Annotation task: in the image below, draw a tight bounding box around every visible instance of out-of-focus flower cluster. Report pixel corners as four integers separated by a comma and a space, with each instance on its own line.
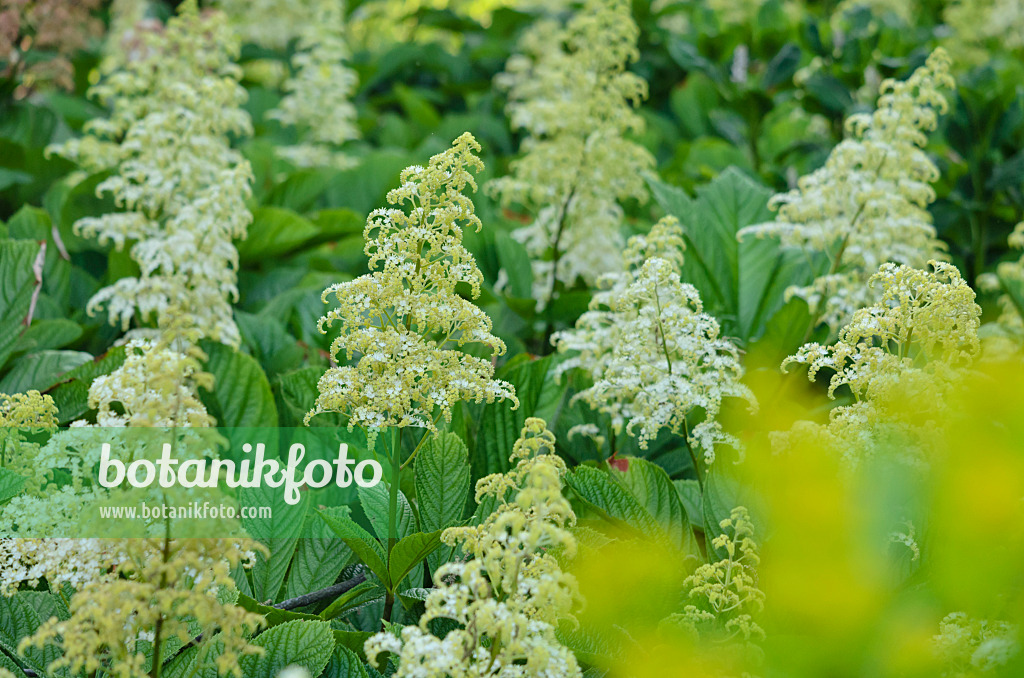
741, 49, 954, 333
489, 0, 654, 308
24, 538, 264, 678
0, 0, 102, 96
945, 0, 1024, 56
308, 133, 517, 439
932, 612, 1020, 676
778, 261, 981, 467
52, 0, 253, 347
267, 0, 360, 168
554, 216, 754, 463
365, 418, 581, 678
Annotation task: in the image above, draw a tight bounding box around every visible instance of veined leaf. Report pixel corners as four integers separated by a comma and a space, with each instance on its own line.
0, 349, 91, 394
238, 206, 319, 262
240, 620, 336, 678
649, 168, 813, 344
319, 509, 389, 585
199, 341, 278, 427
358, 481, 415, 543
0, 239, 42, 373
319, 580, 386, 621
415, 432, 470, 570
387, 530, 443, 591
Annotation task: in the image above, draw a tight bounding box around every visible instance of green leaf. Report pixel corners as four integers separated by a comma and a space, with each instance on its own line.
238, 206, 319, 262
13, 318, 82, 353
46, 346, 125, 424
649, 168, 811, 343
0, 239, 42, 373
0, 594, 61, 676
415, 432, 470, 571
673, 479, 703, 526
274, 367, 324, 427
387, 530, 443, 591
241, 483, 309, 602
323, 645, 370, 678
0, 350, 91, 394
702, 469, 745, 560
318, 509, 389, 585
240, 620, 336, 678
236, 310, 304, 377
309, 208, 364, 240
319, 580, 386, 621
286, 509, 355, 601
199, 341, 278, 427
567, 461, 691, 550
358, 482, 415, 543
618, 458, 691, 550
494, 231, 533, 299
333, 630, 374, 662
266, 169, 336, 212
0, 468, 26, 504
474, 355, 554, 479
761, 43, 801, 90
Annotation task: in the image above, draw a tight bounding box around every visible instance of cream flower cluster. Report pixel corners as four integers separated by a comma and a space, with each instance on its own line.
932, 612, 1020, 676
214, 0, 314, 50
741, 49, 954, 333
667, 506, 765, 644
307, 133, 517, 438
945, 0, 1024, 54
364, 418, 581, 678
267, 0, 360, 168
779, 261, 981, 466
0, 390, 57, 495
0, 391, 122, 592
489, 0, 654, 307
553, 217, 754, 463
54, 0, 253, 347
86, 338, 215, 428
24, 538, 264, 678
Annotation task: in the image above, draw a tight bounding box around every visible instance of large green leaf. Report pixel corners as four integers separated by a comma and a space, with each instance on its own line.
357, 482, 415, 543
702, 469, 746, 560
199, 341, 278, 427
319, 580, 386, 621
415, 432, 470, 570
6, 206, 72, 314
0, 594, 62, 676
0, 349, 91, 394
323, 645, 370, 678
14, 318, 82, 353
649, 168, 811, 343
473, 355, 557, 479
238, 206, 319, 262
0, 468, 26, 504
0, 239, 42, 373
387, 530, 443, 591
285, 508, 355, 601
567, 461, 691, 550
241, 482, 309, 603
240, 620, 336, 678
319, 509, 389, 585
46, 346, 126, 424
236, 310, 304, 378
236, 594, 322, 628
618, 458, 691, 550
